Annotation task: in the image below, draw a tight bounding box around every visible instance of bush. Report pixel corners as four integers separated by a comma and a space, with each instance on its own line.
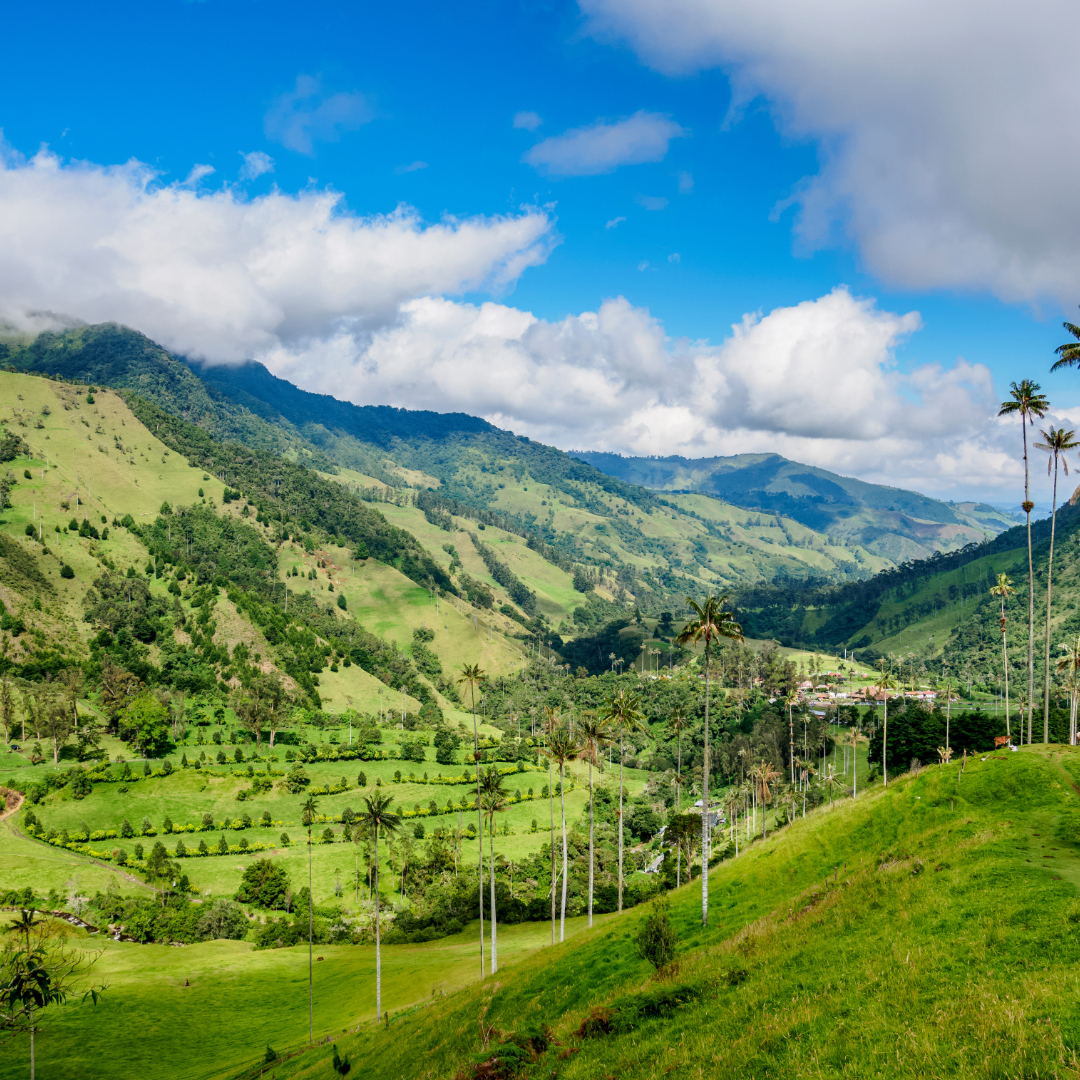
60, 564, 75, 579
280, 832, 291, 846
636, 896, 677, 971
197, 899, 249, 940
236, 859, 291, 909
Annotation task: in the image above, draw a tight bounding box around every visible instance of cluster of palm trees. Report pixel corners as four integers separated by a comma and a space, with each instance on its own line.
995, 342, 1080, 744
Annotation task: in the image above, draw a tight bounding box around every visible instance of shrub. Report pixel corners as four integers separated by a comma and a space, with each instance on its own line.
120, 818, 134, 838
201, 812, 214, 830
163, 816, 174, 834
198, 840, 209, 855
357, 771, 366, 787
197, 899, 249, 940
636, 896, 677, 972
337, 593, 347, 611
280, 832, 290, 846
24, 523, 34, 537
176, 839, 187, 857
60, 564, 75, 579
217, 834, 229, 854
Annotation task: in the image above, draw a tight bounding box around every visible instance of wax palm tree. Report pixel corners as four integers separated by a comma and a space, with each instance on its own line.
1057, 636, 1080, 745
479, 766, 509, 972
358, 792, 401, 1020
998, 380, 1049, 745
541, 705, 560, 944
990, 573, 1016, 740
457, 662, 487, 977
846, 727, 867, 799
751, 760, 781, 839
300, 794, 319, 1045
575, 709, 611, 927
542, 724, 580, 942
1050, 310, 1080, 373
874, 660, 896, 786
666, 706, 689, 815
1034, 425, 1079, 742
675, 595, 742, 928
599, 688, 647, 914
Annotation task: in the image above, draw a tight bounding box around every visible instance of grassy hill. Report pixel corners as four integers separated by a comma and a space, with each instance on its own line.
575, 449, 1017, 562
3, 324, 950, 615
5, 742, 1077, 1079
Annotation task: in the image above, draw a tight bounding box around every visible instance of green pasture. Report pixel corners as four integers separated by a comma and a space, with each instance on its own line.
6, 744, 1079, 1080
0, 914, 609, 1080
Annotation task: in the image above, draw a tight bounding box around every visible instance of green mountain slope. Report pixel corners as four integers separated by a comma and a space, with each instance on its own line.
575, 449, 1017, 561
2, 324, 903, 613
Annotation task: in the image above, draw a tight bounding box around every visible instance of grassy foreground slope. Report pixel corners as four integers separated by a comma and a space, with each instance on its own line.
262, 745, 1080, 1080
6, 745, 1077, 1080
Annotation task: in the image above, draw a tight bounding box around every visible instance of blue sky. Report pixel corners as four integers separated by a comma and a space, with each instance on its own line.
2, 0, 1079, 501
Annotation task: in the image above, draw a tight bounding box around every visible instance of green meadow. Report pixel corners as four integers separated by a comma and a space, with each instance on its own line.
5, 744, 1078, 1080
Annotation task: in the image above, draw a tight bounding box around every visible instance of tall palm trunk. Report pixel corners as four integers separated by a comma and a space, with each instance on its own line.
374, 827, 381, 1019
701, 640, 711, 928
617, 734, 624, 913
307, 824, 313, 1045
548, 759, 555, 944
587, 756, 594, 928
1023, 421, 1035, 745
559, 761, 568, 942
470, 686, 484, 977
1043, 454, 1062, 742
488, 815, 498, 973
882, 696, 889, 787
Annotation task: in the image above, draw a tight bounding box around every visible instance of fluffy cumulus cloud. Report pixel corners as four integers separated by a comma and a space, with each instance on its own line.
0, 145, 555, 363
264, 75, 374, 155
258, 285, 1031, 498
580, 0, 1080, 305
524, 111, 686, 176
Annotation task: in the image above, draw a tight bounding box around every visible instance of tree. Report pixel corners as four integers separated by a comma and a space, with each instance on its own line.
457, 663, 487, 978
575, 710, 611, 927
38, 694, 72, 765
0, 679, 14, 744
1, 909, 105, 1080
751, 760, 781, 839
998, 380, 1049, 745
1057, 636, 1080, 747
1034, 425, 1078, 742
119, 692, 170, 756
301, 795, 319, 1044
1050, 309, 1080, 373
600, 688, 647, 915
541, 706, 560, 944
357, 792, 401, 1020
542, 725, 579, 942
846, 726, 867, 799
666, 812, 698, 888
232, 674, 288, 752
144, 841, 178, 908
479, 767, 510, 972
666, 706, 689, 816
236, 859, 290, 909
676, 595, 743, 927
98, 656, 141, 733
58, 669, 84, 734
990, 574, 1016, 741
635, 896, 677, 972
874, 660, 897, 785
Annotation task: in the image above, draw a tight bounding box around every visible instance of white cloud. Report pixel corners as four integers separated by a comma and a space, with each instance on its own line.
677, 170, 693, 194
0, 145, 556, 363
239, 151, 274, 180
513, 111, 543, 131
580, 0, 1080, 306
258, 286, 1034, 499
637, 260, 650, 271
182, 164, 215, 186
523, 111, 686, 177
668, 252, 680, 263
264, 74, 374, 155
605, 216, 626, 229
636, 194, 668, 211
395, 161, 428, 174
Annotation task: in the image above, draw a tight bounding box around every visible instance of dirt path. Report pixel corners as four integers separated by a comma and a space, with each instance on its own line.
0, 785, 24, 823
